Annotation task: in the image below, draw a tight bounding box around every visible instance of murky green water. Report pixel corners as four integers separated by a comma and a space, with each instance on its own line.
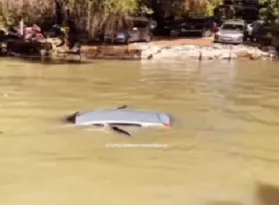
0, 57, 279, 205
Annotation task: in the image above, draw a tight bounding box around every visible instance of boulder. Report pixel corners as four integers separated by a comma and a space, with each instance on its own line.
138, 42, 278, 61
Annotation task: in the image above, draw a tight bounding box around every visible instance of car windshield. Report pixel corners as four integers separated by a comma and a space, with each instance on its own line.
257, 26, 272, 34
222, 23, 244, 31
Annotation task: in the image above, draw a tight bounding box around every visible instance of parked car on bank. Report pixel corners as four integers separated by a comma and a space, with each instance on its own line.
169, 16, 216, 37
103, 16, 156, 44
214, 19, 248, 44
159, 19, 180, 36
247, 20, 264, 39
250, 23, 274, 45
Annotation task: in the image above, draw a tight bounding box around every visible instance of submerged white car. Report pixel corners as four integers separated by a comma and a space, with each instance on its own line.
65, 105, 173, 136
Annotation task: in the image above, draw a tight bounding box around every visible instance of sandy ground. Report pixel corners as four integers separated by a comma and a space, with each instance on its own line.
80, 37, 214, 58
147, 36, 214, 47
81, 37, 214, 51
127, 36, 214, 50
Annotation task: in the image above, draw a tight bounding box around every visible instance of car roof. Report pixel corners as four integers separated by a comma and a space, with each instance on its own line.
126, 16, 149, 22
223, 19, 245, 25
75, 109, 172, 125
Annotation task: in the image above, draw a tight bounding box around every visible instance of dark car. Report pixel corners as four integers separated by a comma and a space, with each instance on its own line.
247, 20, 264, 39
104, 16, 156, 44
155, 18, 182, 36
251, 23, 274, 45
157, 20, 174, 36
169, 17, 217, 37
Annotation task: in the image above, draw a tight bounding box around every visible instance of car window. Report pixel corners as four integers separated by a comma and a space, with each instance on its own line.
187, 19, 205, 24
133, 20, 149, 28
109, 123, 142, 127
253, 21, 262, 26
92, 123, 105, 127
257, 26, 272, 34
222, 23, 244, 31
252, 24, 263, 32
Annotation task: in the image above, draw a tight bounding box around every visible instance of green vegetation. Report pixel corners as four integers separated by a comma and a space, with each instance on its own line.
259, 0, 279, 45
0, 0, 55, 26
0, 0, 278, 42
0, 0, 222, 34
259, 0, 279, 22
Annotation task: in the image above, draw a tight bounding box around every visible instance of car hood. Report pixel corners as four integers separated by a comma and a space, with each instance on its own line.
218, 29, 243, 35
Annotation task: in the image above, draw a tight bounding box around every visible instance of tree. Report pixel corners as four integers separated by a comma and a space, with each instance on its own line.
0, 0, 143, 37
151, 0, 221, 19
61, 0, 141, 37
259, 0, 279, 22
0, 0, 55, 26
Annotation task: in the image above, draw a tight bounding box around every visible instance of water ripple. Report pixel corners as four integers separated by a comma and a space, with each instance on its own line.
0, 59, 279, 205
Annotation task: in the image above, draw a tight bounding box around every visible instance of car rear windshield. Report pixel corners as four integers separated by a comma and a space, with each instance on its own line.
222, 24, 244, 31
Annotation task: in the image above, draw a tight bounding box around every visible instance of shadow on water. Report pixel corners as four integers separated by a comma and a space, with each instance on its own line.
255, 182, 279, 205
202, 182, 279, 205
1, 55, 139, 65
0, 56, 90, 65
21, 56, 90, 65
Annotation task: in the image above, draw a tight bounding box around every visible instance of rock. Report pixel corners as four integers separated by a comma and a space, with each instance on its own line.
220, 52, 237, 60
213, 44, 224, 49
250, 50, 262, 60
236, 50, 250, 58
147, 54, 153, 60
139, 42, 277, 61
267, 46, 278, 58
260, 51, 270, 57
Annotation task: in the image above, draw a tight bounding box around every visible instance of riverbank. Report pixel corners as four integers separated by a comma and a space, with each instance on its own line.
81, 37, 278, 61
2, 36, 277, 62
80, 37, 213, 60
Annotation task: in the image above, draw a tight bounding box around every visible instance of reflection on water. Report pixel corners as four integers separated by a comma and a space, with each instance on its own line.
0, 58, 279, 205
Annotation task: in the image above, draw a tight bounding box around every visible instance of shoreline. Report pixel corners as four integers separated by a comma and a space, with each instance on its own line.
2, 37, 278, 62
81, 37, 278, 61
